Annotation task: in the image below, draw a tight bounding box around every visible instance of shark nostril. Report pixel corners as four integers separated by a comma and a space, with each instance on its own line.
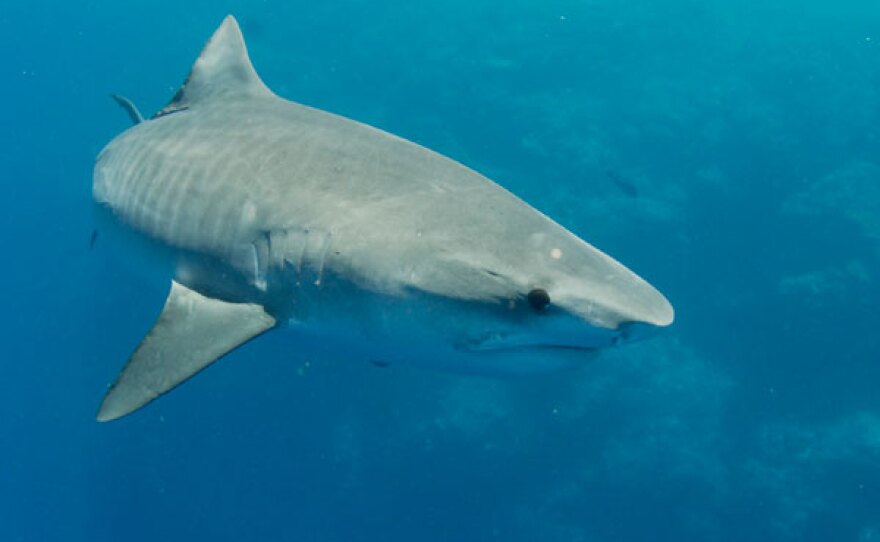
527, 288, 551, 312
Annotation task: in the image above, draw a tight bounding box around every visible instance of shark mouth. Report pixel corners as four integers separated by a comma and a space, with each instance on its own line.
459, 332, 601, 353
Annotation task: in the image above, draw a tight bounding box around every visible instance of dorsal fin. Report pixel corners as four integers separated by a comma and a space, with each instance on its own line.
154, 15, 271, 118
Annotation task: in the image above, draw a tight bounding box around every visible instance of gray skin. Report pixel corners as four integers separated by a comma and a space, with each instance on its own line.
93, 16, 673, 421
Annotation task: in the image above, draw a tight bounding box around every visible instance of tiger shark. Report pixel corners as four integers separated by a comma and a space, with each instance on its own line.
93, 15, 673, 422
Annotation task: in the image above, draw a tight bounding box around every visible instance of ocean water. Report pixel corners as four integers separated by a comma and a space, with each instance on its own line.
2, 0, 879, 540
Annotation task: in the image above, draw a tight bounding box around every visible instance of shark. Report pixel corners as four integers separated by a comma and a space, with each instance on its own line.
93, 15, 674, 422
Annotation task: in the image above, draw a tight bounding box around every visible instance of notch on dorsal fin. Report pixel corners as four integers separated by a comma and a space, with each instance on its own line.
154, 15, 272, 118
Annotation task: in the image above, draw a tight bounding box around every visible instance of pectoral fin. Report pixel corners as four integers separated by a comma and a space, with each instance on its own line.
97, 280, 276, 422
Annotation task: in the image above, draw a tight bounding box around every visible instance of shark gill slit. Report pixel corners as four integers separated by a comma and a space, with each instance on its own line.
314, 230, 333, 287
286, 228, 308, 287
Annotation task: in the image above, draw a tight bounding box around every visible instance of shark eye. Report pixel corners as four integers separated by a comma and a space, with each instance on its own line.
527, 288, 551, 312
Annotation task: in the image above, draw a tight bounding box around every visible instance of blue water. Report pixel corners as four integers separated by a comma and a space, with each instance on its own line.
3, 1, 879, 540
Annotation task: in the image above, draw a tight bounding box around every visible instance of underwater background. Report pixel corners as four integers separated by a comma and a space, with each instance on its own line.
2, 0, 879, 540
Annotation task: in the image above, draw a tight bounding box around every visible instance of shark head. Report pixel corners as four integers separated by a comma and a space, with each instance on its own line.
445, 237, 674, 357
371, 213, 672, 372
303, 177, 674, 373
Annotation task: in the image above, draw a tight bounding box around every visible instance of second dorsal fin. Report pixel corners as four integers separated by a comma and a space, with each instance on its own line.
155, 15, 272, 118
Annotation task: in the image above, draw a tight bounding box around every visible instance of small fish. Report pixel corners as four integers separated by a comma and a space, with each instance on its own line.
605, 169, 639, 198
